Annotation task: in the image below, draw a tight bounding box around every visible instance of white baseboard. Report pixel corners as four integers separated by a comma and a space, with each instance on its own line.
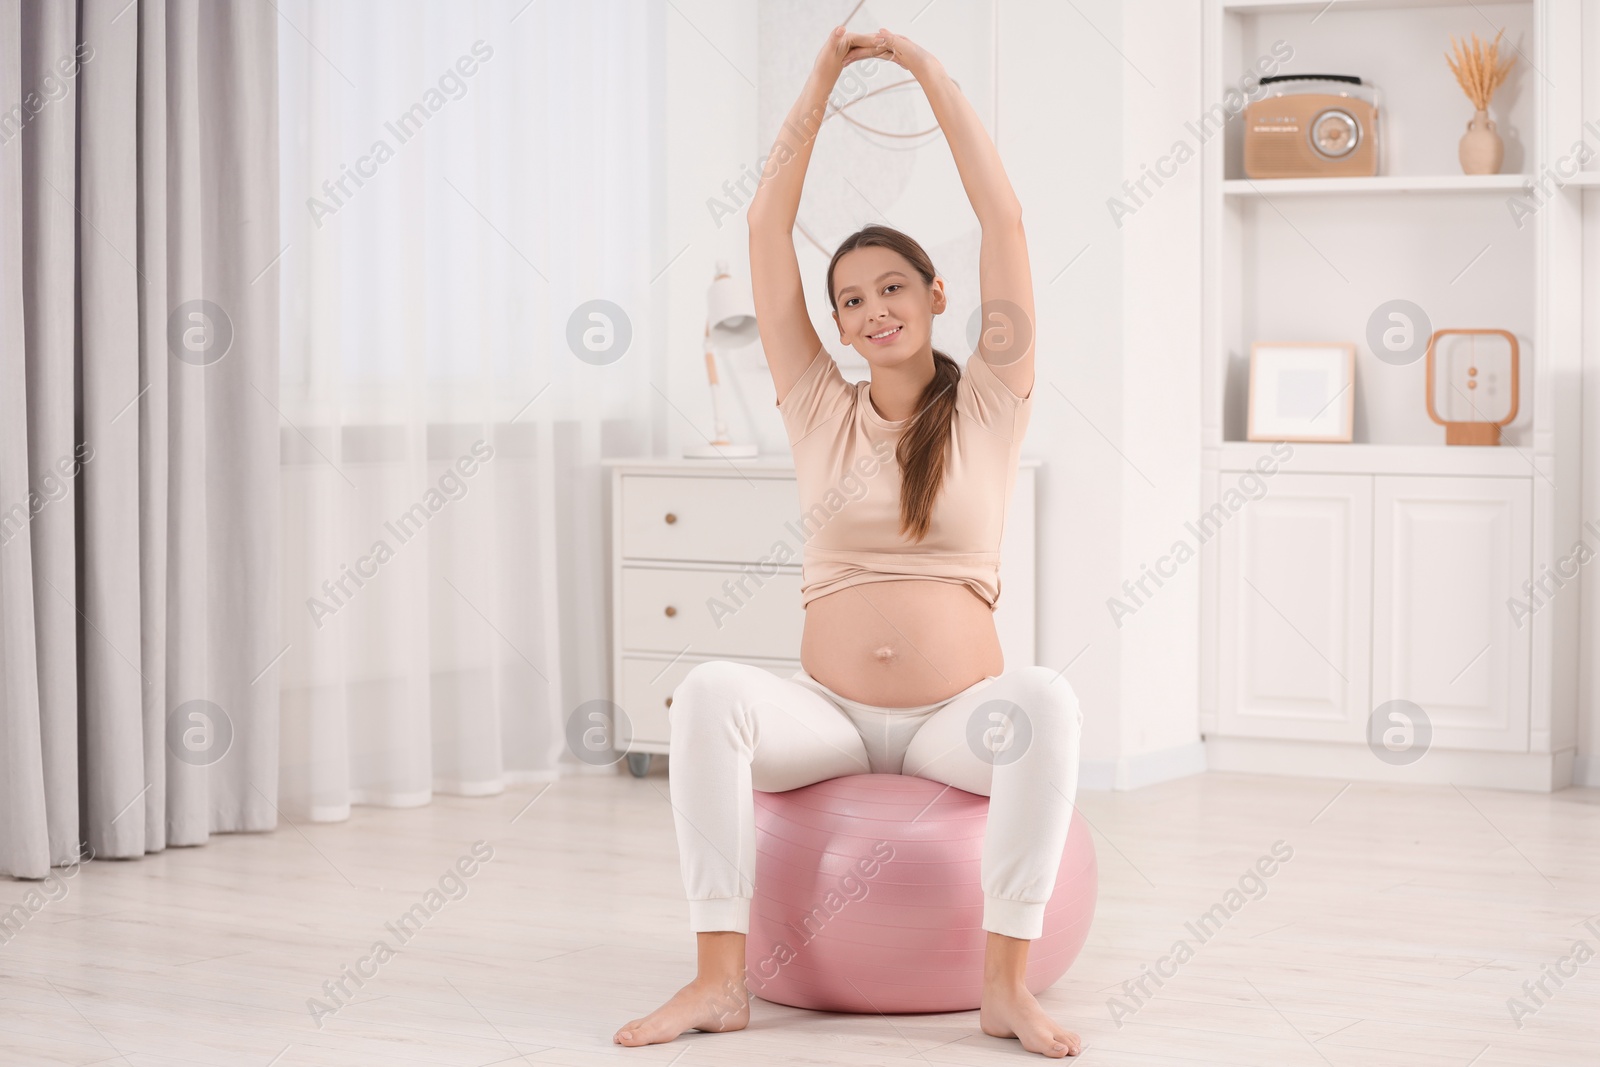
1079, 740, 1208, 792
1573, 755, 1600, 788
1205, 737, 1576, 793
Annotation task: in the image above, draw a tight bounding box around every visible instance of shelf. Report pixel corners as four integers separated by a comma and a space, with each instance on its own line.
1222, 0, 1530, 12
1215, 441, 1538, 478
1223, 175, 1530, 196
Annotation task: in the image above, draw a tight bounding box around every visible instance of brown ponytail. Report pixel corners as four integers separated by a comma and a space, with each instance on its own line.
826, 224, 958, 543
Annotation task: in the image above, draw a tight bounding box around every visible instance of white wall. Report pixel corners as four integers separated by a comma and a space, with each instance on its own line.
1575, 1, 1600, 789
1580, 160, 1600, 788
1113, 0, 1209, 784
996, 0, 1204, 788
998, 0, 1209, 788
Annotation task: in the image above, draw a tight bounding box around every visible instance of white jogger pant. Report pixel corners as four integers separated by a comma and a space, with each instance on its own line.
664, 660, 1084, 942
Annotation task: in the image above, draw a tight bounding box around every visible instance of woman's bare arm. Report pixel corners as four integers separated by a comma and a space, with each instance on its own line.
879, 29, 1035, 398
748, 27, 882, 404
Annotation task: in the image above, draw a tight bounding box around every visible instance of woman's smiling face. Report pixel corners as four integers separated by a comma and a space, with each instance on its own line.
831, 245, 945, 368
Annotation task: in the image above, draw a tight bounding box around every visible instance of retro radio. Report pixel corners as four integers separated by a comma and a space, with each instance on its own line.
1244, 74, 1380, 178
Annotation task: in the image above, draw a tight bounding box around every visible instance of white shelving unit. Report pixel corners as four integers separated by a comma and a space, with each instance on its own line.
1198, 0, 1586, 790
1222, 174, 1532, 194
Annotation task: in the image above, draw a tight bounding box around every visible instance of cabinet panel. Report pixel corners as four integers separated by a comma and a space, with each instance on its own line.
1218, 474, 1372, 741
620, 566, 805, 659
1372, 476, 1531, 752
621, 475, 799, 564
617, 655, 798, 748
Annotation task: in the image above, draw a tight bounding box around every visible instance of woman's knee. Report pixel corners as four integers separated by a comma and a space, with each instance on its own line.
668, 659, 760, 731
996, 665, 1083, 747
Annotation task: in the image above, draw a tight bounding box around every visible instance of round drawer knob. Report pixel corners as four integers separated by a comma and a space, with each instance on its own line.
664, 605, 677, 617
664, 512, 677, 524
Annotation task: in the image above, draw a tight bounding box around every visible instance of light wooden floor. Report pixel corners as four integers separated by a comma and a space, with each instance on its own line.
3, 767, 1598, 1066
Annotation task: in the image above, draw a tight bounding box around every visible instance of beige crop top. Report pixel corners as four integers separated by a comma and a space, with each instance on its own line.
775, 347, 1032, 611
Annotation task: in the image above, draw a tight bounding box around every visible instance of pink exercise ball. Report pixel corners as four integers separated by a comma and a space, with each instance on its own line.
744, 773, 1097, 1014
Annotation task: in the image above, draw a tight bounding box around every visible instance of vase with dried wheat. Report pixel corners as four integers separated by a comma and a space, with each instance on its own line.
1446, 28, 1516, 175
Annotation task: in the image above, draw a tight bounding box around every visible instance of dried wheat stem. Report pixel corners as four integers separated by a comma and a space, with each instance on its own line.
1445, 27, 1515, 110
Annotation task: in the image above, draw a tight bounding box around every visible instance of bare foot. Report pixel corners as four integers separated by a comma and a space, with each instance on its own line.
979, 981, 1082, 1057
613, 975, 751, 1047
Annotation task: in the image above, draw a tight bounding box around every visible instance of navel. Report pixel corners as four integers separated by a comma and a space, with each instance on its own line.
872, 645, 898, 664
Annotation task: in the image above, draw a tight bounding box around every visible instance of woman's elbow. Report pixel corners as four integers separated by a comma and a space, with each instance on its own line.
747, 203, 789, 234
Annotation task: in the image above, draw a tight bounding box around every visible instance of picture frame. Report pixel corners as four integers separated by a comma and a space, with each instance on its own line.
1246, 342, 1355, 443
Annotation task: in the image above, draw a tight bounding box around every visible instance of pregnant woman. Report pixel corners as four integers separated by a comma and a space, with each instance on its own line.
614, 26, 1084, 1059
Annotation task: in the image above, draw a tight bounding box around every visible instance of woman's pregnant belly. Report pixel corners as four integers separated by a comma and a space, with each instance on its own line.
800, 579, 1004, 707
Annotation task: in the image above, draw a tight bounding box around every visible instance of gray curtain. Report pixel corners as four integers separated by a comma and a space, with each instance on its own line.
0, 0, 279, 880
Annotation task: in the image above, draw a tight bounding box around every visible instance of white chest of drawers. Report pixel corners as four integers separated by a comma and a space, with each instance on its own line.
602, 455, 1039, 776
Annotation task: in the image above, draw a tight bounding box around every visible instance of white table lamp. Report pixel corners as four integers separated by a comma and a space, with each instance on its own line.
684, 259, 760, 459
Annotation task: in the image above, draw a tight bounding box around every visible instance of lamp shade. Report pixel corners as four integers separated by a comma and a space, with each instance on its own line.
707, 259, 758, 348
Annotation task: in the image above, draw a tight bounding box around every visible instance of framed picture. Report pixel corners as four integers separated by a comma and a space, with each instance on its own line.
1247, 342, 1355, 443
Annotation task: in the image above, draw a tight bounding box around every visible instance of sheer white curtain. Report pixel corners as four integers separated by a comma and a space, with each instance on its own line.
274, 0, 660, 820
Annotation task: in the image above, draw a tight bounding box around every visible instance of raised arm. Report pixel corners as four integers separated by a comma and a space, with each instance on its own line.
748, 27, 881, 404
878, 29, 1035, 399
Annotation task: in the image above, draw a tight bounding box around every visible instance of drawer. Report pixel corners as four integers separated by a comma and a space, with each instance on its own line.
621, 474, 798, 563
618, 655, 799, 748
620, 566, 804, 659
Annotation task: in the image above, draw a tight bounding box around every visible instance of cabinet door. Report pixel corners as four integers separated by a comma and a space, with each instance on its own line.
1371, 476, 1531, 752
1218, 473, 1372, 741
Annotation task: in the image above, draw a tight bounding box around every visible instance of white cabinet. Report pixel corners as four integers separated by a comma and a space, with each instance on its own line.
603, 456, 1038, 776
1198, 0, 1585, 790
1371, 476, 1531, 752
1218, 474, 1372, 742
1214, 469, 1533, 757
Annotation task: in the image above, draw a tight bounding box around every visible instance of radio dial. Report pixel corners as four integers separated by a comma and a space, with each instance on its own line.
1309, 108, 1360, 159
